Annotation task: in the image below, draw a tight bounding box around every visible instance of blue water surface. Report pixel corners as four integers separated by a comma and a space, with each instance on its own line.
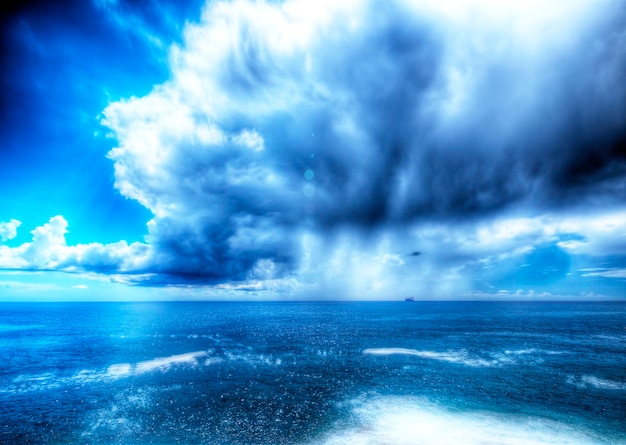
0, 301, 624, 444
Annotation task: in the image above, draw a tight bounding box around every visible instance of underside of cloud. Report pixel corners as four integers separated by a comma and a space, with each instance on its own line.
3, 0, 626, 296
2, 206, 626, 297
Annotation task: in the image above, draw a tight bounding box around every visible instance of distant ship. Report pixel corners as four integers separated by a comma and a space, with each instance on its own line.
404, 297, 415, 302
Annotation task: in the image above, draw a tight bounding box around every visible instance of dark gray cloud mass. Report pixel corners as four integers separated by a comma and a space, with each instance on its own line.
96, 0, 626, 289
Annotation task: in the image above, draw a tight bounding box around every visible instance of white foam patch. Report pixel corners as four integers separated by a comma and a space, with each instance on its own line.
5, 344, 289, 395
2, 350, 218, 394
12, 372, 55, 383
134, 351, 207, 374
4, 345, 293, 394
1, 372, 61, 394
204, 357, 224, 366
81, 387, 154, 441
592, 334, 626, 345
316, 396, 601, 445
363, 348, 495, 367
568, 375, 626, 390
106, 363, 133, 378
504, 348, 537, 355
224, 351, 285, 366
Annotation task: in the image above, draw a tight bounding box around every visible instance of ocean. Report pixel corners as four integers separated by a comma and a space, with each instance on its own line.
0, 301, 624, 444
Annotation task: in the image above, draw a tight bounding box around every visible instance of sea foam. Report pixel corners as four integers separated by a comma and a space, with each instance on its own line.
568, 374, 626, 390
363, 348, 495, 367
134, 351, 208, 374
317, 396, 601, 445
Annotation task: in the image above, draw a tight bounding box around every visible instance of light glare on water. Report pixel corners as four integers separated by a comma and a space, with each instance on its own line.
0, 301, 624, 444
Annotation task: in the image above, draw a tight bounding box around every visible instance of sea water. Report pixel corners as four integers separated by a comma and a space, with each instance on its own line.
0, 301, 624, 444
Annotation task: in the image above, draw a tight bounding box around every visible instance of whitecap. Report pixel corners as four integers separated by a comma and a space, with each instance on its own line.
2, 372, 61, 394
314, 396, 602, 445
204, 357, 223, 366
569, 374, 626, 390
106, 363, 132, 378
2, 350, 218, 394
363, 348, 495, 367
223, 351, 285, 367
81, 387, 153, 440
134, 351, 208, 374
504, 348, 537, 355
12, 372, 55, 383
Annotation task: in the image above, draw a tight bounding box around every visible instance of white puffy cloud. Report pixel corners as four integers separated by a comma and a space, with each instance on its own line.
0, 219, 21, 242
0, 216, 152, 275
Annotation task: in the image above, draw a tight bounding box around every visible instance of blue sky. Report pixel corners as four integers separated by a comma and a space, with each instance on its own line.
1, 0, 625, 301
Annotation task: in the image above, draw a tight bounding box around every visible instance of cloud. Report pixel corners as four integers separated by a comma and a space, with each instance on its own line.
0, 216, 152, 275
2, 0, 625, 299
1, 209, 624, 298
581, 269, 626, 279
93, 0, 202, 55
0, 219, 21, 242
98, 0, 626, 289
555, 210, 626, 256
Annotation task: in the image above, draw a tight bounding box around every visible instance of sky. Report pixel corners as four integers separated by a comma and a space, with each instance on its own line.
0, 0, 625, 301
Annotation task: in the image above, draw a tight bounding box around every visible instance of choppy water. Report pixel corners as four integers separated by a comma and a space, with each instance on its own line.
0, 301, 624, 444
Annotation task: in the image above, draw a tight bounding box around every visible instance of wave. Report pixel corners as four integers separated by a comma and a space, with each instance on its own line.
2, 372, 62, 394
568, 374, 626, 390
363, 346, 572, 368
363, 348, 496, 367
106, 363, 132, 378
2, 351, 215, 394
314, 396, 603, 445
503, 348, 537, 355
2, 347, 288, 394
134, 351, 208, 374
224, 351, 284, 366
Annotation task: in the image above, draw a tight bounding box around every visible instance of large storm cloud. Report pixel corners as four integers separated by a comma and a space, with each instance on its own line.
3, 0, 626, 297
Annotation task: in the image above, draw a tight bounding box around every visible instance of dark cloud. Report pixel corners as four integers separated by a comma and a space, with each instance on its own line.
98, 0, 626, 286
